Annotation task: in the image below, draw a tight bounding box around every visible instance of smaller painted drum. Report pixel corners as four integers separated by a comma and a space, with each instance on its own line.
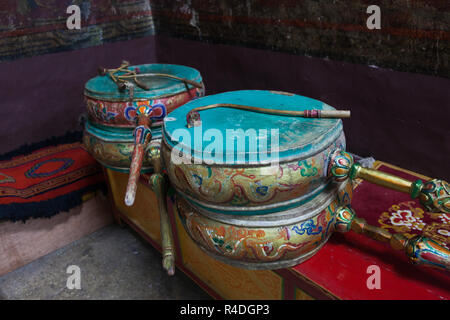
83, 62, 204, 206
83, 120, 161, 173
84, 63, 204, 128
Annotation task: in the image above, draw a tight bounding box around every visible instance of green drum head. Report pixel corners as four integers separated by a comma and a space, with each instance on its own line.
163, 90, 344, 165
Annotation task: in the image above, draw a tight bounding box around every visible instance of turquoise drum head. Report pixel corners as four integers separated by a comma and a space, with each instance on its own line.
84, 64, 203, 101
163, 90, 344, 165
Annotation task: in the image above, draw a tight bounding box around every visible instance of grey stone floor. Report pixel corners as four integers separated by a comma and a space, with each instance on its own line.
0, 225, 211, 300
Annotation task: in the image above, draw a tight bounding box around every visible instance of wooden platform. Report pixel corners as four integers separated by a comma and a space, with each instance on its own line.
106, 169, 319, 300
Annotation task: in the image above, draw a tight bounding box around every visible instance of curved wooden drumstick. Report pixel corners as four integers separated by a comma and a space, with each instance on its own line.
124, 109, 152, 206
120, 73, 203, 89
328, 150, 450, 214
148, 156, 175, 276
185, 103, 350, 127
334, 206, 450, 271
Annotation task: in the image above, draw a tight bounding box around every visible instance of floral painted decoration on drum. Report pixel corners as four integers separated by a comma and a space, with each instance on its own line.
175, 180, 353, 268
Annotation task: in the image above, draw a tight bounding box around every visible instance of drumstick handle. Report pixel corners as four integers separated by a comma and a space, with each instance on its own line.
124, 116, 152, 206
149, 159, 176, 276
334, 206, 450, 271
328, 150, 450, 214
349, 164, 413, 193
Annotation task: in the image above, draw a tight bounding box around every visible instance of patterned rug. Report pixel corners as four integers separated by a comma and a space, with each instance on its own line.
352, 161, 449, 250
0, 142, 105, 222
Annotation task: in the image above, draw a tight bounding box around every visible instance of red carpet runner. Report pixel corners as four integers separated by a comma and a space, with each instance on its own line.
289, 161, 449, 300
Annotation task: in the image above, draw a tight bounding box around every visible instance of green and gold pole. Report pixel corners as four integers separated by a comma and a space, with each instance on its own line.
334, 206, 450, 270
328, 150, 450, 214
149, 154, 176, 276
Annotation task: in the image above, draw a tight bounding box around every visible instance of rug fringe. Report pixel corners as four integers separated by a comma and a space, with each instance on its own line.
0, 183, 106, 223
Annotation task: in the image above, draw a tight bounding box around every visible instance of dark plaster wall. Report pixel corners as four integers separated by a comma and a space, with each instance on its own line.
155, 36, 450, 180
0, 0, 154, 61
152, 0, 450, 79
0, 36, 157, 154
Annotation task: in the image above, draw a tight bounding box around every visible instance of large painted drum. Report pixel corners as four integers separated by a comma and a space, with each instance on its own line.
83, 62, 204, 206
161, 90, 349, 268
162, 90, 346, 214
161, 90, 450, 271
